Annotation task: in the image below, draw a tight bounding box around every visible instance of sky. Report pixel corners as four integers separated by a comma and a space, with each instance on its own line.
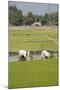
8, 1, 58, 16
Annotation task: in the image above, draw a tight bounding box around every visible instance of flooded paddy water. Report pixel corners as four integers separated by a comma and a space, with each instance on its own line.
8, 55, 42, 62
8, 51, 58, 62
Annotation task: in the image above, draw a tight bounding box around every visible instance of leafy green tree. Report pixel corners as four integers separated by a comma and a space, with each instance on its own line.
27, 12, 34, 25
48, 12, 58, 25
9, 5, 23, 25
34, 15, 40, 22
41, 17, 47, 25
40, 12, 58, 26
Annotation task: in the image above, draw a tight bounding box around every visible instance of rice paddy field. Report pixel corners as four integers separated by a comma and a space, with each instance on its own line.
8, 26, 58, 89
8, 58, 58, 89
8, 26, 58, 52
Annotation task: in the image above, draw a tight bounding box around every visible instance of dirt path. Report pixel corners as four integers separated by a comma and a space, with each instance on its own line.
43, 34, 57, 44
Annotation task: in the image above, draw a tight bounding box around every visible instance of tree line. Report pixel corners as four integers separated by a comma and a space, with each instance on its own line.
9, 5, 58, 26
